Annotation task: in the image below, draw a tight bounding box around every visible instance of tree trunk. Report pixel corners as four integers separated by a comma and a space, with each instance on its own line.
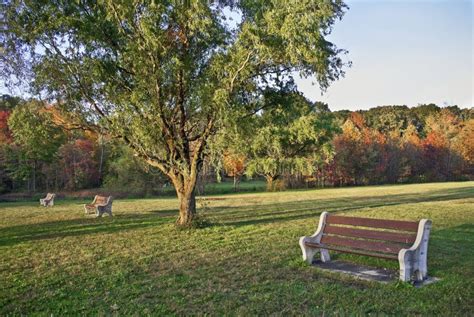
177, 188, 196, 226
171, 174, 198, 227
265, 175, 278, 191
72, 145, 77, 190
177, 189, 196, 226
233, 175, 241, 192
32, 160, 36, 193
98, 137, 105, 185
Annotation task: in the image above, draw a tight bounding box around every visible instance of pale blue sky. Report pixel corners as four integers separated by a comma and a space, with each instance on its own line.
296, 0, 473, 110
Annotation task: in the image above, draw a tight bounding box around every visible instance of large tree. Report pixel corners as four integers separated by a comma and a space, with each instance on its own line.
245, 91, 338, 190
2, 0, 348, 226
7, 100, 66, 191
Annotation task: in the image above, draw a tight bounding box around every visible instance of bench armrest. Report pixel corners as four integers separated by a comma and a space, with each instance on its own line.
398, 219, 432, 281
299, 211, 331, 264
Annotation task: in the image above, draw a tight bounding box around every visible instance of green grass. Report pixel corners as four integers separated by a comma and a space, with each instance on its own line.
160, 179, 267, 196
200, 179, 267, 195
1, 182, 473, 315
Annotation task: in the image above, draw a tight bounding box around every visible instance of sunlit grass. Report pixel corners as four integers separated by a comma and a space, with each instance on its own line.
1, 182, 473, 315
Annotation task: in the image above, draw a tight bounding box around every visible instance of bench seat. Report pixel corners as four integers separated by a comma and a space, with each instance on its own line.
299, 212, 432, 282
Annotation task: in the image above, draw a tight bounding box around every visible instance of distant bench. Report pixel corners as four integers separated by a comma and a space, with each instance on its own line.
84, 195, 113, 217
40, 193, 55, 207
299, 212, 432, 282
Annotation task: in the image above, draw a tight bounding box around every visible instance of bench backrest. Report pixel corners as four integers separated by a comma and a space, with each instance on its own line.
320, 214, 419, 257
46, 193, 55, 199
95, 195, 111, 205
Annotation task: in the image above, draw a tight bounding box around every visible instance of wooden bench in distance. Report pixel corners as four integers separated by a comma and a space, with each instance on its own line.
40, 193, 55, 207
84, 195, 113, 217
299, 212, 432, 282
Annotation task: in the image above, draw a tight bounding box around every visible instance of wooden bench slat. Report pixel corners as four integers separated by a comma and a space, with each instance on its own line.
304, 241, 399, 260
320, 235, 403, 254
305, 242, 399, 260
326, 215, 419, 232
324, 225, 417, 244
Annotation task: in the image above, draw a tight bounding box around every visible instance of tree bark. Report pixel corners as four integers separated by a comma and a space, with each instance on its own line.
177, 188, 196, 226
233, 175, 241, 192
32, 160, 36, 193
265, 175, 278, 191
98, 136, 105, 185
171, 174, 198, 227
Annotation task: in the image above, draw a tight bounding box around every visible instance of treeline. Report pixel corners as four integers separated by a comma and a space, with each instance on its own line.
0, 94, 472, 195
325, 106, 473, 186
217, 94, 473, 191
0, 95, 166, 195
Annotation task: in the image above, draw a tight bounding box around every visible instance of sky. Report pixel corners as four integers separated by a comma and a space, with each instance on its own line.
295, 0, 473, 111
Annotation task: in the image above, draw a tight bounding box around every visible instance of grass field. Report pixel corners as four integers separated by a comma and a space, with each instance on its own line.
1, 182, 473, 315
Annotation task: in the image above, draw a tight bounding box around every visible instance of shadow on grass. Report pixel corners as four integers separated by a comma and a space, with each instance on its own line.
0, 186, 472, 247
0, 212, 177, 247
216, 186, 474, 227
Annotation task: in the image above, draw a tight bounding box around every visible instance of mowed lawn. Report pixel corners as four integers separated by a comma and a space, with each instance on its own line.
1, 182, 473, 315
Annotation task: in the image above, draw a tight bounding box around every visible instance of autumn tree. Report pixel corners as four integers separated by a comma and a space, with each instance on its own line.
399, 123, 423, 181
0, 111, 13, 192
0, 110, 12, 144
330, 113, 365, 185
3, 1, 348, 225
0, 95, 21, 144
0, 95, 22, 192
423, 109, 462, 180
57, 139, 100, 190
453, 119, 474, 176
330, 112, 391, 185
223, 152, 246, 191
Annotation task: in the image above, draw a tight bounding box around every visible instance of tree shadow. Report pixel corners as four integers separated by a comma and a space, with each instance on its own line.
214, 186, 474, 227
0, 211, 177, 247
0, 186, 472, 247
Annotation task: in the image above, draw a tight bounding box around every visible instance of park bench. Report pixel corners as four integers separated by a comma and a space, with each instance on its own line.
299, 212, 432, 282
39, 193, 55, 207
84, 195, 113, 217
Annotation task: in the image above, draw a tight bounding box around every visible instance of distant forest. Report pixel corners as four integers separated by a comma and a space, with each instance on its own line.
0, 94, 472, 196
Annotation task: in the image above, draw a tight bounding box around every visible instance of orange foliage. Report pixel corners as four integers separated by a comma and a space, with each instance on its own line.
42, 105, 98, 140
349, 112, 366, 130
454, 119, 474, 164
223, 152, 246, 177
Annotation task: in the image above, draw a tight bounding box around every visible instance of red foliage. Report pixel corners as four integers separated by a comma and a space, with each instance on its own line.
0, 111, 12, 144
321, 109, 473, 186
57, 139, 100, 190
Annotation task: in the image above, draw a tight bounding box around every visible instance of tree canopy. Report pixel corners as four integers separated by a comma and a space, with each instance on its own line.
245, 91, 338, 190
2, 0, 349, 225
